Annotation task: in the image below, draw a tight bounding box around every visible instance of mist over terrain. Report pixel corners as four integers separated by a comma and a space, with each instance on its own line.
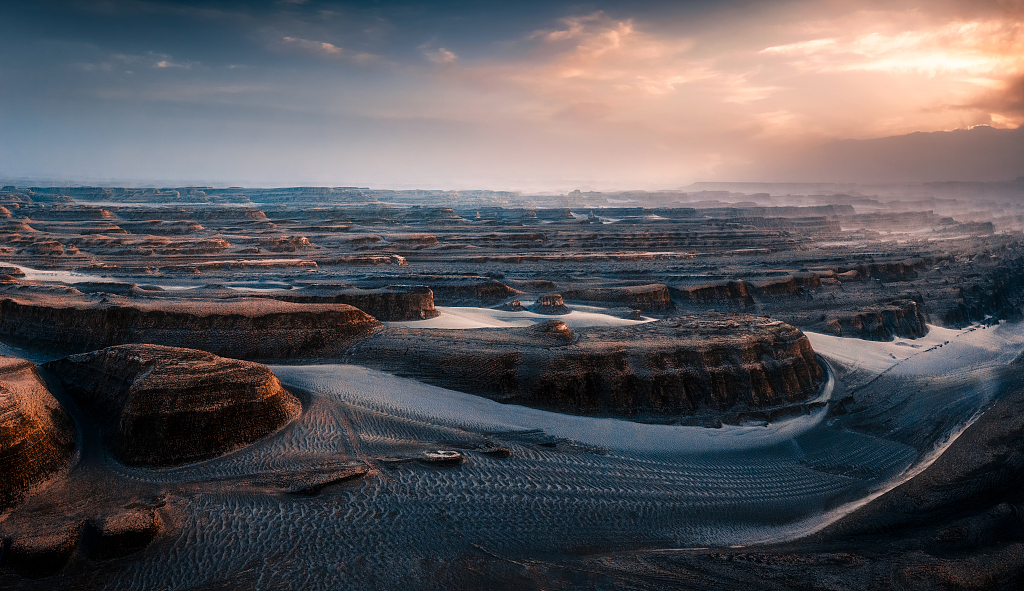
3, 1, 1024, 591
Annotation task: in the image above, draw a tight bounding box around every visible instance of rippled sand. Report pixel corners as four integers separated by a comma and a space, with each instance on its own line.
99, 321, 1024, 590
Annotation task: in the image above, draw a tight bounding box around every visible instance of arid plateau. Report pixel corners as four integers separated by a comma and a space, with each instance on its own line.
1, 183, 1024, 590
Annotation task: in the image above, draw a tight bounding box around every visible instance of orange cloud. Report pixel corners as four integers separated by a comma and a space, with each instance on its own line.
349, 3, 1024, 186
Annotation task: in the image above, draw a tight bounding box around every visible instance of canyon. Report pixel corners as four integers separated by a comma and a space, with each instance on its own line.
0, 182, 1022, 590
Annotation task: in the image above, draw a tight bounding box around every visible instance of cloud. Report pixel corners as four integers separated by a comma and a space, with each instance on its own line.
762, 19, 1024, 77
425, 47, 457, 65
457, 12, 709, 100
153, 57, 193, 69
277, 36, 380, 63
80, 51, 198, 72
753, 9, 1024, 131
530, 12, 607, 43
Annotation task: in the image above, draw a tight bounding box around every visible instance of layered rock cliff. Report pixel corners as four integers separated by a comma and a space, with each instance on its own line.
561, 284, 674, 312
385, 275, 522, 305
259, 284, 439, 321
672, 281, 755, 306
824, 299, 929, 341
750, 273, 821, 296
345, 315, 825, 419
0, 357, 76, 513
45, 344, 301, 467
0, 288, 381, 359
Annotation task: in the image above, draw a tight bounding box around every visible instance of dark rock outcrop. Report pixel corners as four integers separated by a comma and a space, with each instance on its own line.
561, 284, 673, 312
0, 357, 76, 514
45, 344, 301, 467
836, 258, 932, 282
672, 281, 754, 306
496, 299, 527, 312
413, 276, 523, 305
0, 290, 381, 359
3, 522, 82, 578
560, 363, 1024, 591
940, 257, 1024, 326
84, 509, 162, 560
530, 294, 570, 315
824, 299, 928, 340
346, 315, 825, 419
261, 284, 439, 321
750, 273, 821, 296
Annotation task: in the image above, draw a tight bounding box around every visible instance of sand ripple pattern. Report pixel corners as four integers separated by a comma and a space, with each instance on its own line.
110, 323, 1024, 590
112, 363, 933, 591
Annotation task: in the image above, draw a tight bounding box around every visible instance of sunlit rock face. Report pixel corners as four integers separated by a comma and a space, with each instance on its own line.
0, 357, 76, 513
346, 314, 825, 419
0, 288, 382, 359
44, 345, 301, 467
824, 300, 929, 341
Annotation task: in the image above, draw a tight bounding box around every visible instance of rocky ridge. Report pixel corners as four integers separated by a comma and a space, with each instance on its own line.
0, 357, 76, 513
345, 315, 825, 419
44, 344, 301, 466
0, 287, 382, 359
824, 299, 929, 341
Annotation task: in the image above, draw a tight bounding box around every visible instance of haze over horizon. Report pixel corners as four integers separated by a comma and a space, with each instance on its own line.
2, 0, 1023, 190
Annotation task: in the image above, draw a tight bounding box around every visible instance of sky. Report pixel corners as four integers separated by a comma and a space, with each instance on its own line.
1, 0, 1022, 190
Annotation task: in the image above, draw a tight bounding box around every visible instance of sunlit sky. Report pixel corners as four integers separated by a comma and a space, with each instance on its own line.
1, 0, 1022, 189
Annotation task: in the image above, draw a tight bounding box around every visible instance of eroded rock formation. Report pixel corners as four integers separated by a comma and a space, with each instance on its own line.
0, 288, 381, 359
561, 284, 673, 312
409, 276, 523, 305
45, 344, 301, 466
530, 294, 570, 315
824, 299, 929, 341
346, 315, 825, 419
0, 357, 76, 513
750, 273, 821, 296
84, 509, 163, 560
673, 281, 755, 306
261, 284, 439, 321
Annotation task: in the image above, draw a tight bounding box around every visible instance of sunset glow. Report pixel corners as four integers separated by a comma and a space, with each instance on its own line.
0, 0, 1021, 187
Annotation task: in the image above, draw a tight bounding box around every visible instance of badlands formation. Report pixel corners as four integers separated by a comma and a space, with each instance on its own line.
0, 182, 1023, 589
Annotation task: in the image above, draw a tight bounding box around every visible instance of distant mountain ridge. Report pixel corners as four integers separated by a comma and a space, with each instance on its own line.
742, 125, 1024, 184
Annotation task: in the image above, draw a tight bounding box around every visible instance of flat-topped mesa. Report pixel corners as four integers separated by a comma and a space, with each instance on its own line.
824, 299, 929, 341
409, 276, 523, 305
561, 284, 674, 312
0, 288, 382, 359
44, 345, 301, 467
345, 314, 825, 419
348, 275, 521, 305
0, 357, 76, 513
672, 281, 755, 307
834, 258, 932, 282
258, 284, 439, 321
749, 273, 821, 297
